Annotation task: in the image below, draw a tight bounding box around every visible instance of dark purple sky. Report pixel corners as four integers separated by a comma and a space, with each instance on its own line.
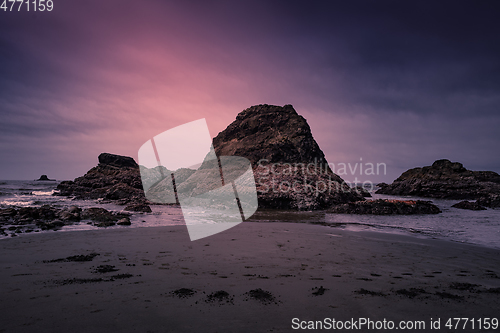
1, 1, 500, 183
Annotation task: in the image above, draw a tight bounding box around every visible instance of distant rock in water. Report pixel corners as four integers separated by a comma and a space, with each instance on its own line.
212, 104, 363, 210
37, 175, 55, 181
451, 201, 486, 211
98, 153, 138, 169
376, 159, 500, 207
329, 199, 441, 215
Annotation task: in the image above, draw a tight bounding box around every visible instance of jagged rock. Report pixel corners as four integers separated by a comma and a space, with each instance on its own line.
81, 208, 117, 222
376, 159, 500, 201
451, 201, 486, 211
58, 210, 80, 222
41, 220, 65, 230
212, 104, 363, 210
55, 153, 145, 202
117, 217, 131, 226
329, 199, 441, 215
477, 194, 500, 208
105, 183, 143, 200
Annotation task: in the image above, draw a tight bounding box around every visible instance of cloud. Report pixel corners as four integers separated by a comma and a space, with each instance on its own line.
1, 1, 500, 180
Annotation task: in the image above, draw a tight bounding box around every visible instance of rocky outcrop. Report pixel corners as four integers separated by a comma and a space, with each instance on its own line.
212, 104, 363, 210
37, 175, 55, 181
55, 153, 147, 205
329, 199, 441, 215
451, 201, 486, 211
376, 159, 500, 205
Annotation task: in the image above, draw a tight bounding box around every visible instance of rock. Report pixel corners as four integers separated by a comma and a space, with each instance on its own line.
105, 183, 143, 200
353, 186, 372, 197
117, 217, 131, 226
211, 104, 363, 210
40, 220, 65, 230
376, 159, 500, 200
329, 199, 441, 215
58, 210, 80, 222
98, 153, 138, 168
55, 153, 145, 202
36, 175, 55, 181
451, 201, 487, 211
68, 205, 82, 214
124, 203, 152, 213
81, 208, 117, 222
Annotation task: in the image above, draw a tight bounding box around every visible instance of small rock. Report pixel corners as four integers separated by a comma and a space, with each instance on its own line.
117, 218, 131, 226
451, 201, 486, 211
124, 203, 152, 213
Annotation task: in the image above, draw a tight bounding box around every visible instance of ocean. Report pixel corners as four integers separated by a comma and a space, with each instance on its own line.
1, 180, 499, 249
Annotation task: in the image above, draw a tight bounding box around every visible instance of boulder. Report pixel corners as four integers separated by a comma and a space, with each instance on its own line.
353, 186, 372, 197
98, 153, 138, 168
477, 193, 500, 208
124, 203, 152, 213
451, 201, 487, 211
81, 208, 117, 222
55, 154, 145, 203
211, 104, 363, 210
37, 175, 55, 181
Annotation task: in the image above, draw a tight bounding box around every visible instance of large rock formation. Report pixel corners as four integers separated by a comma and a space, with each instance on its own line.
212, 104, 363, 209
55, 153, 145, 204
376, 159, 500, 207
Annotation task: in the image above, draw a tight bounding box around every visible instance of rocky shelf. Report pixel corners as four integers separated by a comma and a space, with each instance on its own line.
329, 199, 441, 215
376, 159, 500, 207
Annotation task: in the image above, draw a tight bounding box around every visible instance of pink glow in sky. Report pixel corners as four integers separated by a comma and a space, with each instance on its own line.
1, 1, 500, 181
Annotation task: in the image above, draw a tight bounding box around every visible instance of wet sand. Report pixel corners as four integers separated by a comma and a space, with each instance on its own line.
1, 222, 499, 332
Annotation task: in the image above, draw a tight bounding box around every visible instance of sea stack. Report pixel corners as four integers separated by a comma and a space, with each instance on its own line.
212, 104, 363, 209
55, 153, 146, 204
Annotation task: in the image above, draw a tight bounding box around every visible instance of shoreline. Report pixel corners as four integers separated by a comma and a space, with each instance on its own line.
1, 222, 499, 332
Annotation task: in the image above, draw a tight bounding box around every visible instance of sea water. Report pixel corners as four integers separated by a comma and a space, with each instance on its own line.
1, 180, 499, 250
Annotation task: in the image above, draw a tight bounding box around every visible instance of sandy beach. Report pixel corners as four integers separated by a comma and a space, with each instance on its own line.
1, 222, 499, 333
